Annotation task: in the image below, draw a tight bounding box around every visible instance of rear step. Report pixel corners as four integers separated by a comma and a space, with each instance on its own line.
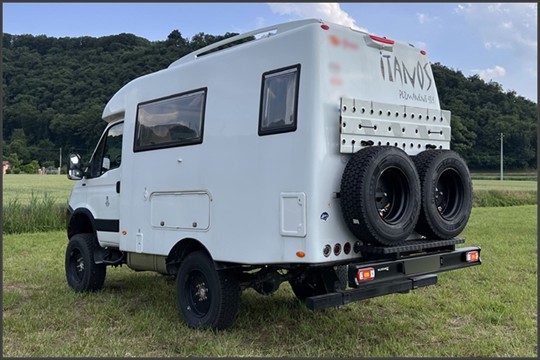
359, 238, 465, 260
305, 243, 481, 310
306, 274, 437, 310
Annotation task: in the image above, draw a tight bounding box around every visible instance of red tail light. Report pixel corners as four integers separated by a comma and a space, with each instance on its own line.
369, 34, 395, 45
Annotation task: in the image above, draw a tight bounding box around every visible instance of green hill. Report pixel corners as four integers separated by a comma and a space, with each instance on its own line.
2, 31, 537, 171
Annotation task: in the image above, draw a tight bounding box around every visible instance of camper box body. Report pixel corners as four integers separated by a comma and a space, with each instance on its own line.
66, 19, 480, 330
68, 19, 450, 267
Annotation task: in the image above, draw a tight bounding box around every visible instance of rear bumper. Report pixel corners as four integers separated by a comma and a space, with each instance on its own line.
305, 245, 481, 310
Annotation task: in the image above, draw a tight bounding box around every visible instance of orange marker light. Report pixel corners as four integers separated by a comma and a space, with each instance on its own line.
355, 267, 375, 284
466, 251, 479, 262
296, 251, 305, 258
122, 230, 127, 235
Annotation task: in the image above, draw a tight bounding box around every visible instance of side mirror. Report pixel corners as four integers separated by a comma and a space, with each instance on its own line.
67, 154, 83, 180
102, 157, 111, 171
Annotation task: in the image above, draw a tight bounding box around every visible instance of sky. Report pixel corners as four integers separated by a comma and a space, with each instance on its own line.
3, 2, 538, 102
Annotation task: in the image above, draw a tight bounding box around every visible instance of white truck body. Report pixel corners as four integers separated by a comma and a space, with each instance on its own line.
66, 19, 479, 330
69, 19, 449, 265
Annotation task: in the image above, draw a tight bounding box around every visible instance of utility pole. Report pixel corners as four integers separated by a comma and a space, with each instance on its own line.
499, 133, 503, 181
59, 147, 62, 175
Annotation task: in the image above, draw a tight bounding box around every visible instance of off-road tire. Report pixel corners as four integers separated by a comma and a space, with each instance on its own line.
65, 233, 106, 292
413, 150, 472, 239
340, 146, 421, 246
176, 251, 240, 330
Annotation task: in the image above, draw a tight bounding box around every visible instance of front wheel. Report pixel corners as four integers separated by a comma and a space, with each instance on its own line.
65, 233, 106, 292
176, 251, 240, 330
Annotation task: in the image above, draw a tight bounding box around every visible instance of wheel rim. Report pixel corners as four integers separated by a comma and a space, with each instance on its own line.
186, 270, 211, 317
375, 167, 409, 224
435, 169, 464, 220
68, 248, 85, 282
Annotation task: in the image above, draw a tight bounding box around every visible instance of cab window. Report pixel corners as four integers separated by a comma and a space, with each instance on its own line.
88, 122, 123, 178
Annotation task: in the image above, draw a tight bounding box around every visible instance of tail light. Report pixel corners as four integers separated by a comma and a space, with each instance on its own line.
355, 267, 375, 284
466, 251, 480, 263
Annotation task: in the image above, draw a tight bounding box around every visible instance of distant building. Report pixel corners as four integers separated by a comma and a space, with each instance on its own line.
3, 161, 11, 175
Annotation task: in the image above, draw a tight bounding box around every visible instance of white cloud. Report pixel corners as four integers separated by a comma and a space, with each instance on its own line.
455, 3, 537, 56
473, 65, 507, 81
416, 13, 439, 25
268, 3, 367, 32
456, 3, 537, 99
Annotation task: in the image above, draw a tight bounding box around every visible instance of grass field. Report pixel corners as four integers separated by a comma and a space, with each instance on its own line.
472, 179, 537, 191
2, 205, 537, 357
2, 174, 72, 205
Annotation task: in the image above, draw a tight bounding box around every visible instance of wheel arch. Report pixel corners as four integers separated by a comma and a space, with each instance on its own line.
165, 237, 211, 275
67, 207, 97, 240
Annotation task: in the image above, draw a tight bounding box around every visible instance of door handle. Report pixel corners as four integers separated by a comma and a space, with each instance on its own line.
116, 181, 121, 194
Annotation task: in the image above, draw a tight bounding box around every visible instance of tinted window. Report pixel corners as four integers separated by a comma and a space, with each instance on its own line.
259, 65, 300, 136
134, 88, 206, 151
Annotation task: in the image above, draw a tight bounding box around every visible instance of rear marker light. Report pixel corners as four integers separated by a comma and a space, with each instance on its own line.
334, 243, 341, 256
355, 267, 375, 284
344, 242, 351, 255
420, 50, 427, 55
466, 251, 479, 262
323, 244, 331, 257
321, 24, 330, 30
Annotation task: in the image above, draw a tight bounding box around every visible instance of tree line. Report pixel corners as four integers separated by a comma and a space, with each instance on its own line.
2, 31, 537, 172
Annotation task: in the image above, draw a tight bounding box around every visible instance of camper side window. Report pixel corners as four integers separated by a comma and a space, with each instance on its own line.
258, 64, 300, 136
134, 88, 207, 152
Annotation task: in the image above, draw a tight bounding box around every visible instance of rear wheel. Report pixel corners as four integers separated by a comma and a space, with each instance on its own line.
176, 251, 240, 330
413, 150, 472, 239
340, 146, 421, 246
65, 233, 106, 292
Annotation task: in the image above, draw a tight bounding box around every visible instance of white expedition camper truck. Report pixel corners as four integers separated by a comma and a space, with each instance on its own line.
66, 19, 481, 330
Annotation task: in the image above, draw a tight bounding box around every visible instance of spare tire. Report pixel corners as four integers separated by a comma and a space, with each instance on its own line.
340, 146, 421, 246
413, 150, 472, 239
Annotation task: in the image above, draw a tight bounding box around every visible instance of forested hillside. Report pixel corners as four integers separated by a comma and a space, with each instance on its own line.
2, 31, 537, 172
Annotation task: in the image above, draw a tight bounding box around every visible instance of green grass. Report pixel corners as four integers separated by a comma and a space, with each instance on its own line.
471, 171, 537, 182
3, 205, 537, 357
472, 180, 537, 207
3, 174, 73, 205
3, 193, 67, 234
472, 179, 537, 192
2, 175, 72, 234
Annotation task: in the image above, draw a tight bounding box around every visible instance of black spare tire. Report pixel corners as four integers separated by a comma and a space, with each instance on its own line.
340, 146, 421, 246
413, 150, 472, 239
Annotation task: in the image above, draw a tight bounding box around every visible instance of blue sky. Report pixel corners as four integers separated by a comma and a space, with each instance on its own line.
3, 2, 537, 102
